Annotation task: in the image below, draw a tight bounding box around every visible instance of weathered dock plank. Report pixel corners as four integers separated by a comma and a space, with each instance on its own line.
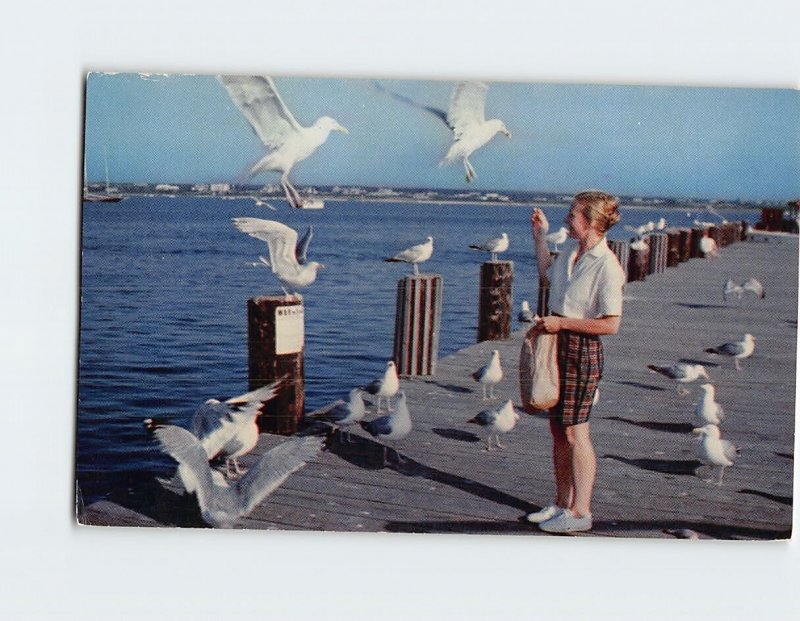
83, 236, 797, 539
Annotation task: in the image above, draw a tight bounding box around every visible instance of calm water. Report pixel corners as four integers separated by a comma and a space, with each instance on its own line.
77, 196, 759, 502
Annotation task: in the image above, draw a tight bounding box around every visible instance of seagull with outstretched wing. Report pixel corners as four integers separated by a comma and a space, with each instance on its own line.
233, 217, 325, 296
375, 80, 510, 182
219, 75, 348, 208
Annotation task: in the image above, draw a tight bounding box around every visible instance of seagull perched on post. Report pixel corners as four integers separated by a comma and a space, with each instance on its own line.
218, 75, 348, 209
695, 383, 725, 426
152, 425, 323, 528
468, 399, 519, 451
647, 362, 710, 395
374, 80, 510, 183
693, 424, 740, 486
363, 361, 400, 414
472, 350, 503, 399
704, 334, 755, 371
545, 227, 568, 253
469, 232, 509, 262
233, 217, 325, 297
384, 236, 433, 275
143, 381, 282, 479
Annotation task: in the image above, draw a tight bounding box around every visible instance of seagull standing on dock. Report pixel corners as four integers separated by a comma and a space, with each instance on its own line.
218, 75, 348, 209
384, 236, 433, 276
469, 232, 509, 261
364, 361, 400, 414
704, 334, 755, 371
545, 227, 568, 253
153, 425, 323, 528
695, 383, 725, 426
188, 381, 282, 478
310, 388, 366, 442
360, 390, 412, 465
693, 424, 740, 486
472, 349, 503, 399
233, 217, 325, 296
467, 399, 519, 451
647, 362, 710, 395
518, 300, 535, 323
374, 80, 510, 183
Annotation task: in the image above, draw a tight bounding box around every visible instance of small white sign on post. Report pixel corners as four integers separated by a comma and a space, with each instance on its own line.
275, 305, 304, 355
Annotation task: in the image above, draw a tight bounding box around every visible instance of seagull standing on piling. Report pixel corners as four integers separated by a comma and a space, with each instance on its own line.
374, 80, 510, 183
360, 390, 413, 465
469, 232, 509, 262
153, 425, 323, 528
647, 362, 710, 395
364, 361, 400, 414
695, 383, 725, 426
545, 227, 568, 252
218, 75, 348, 209
310, 388, 366, 443
384, 236, 433, 276
233, 217, 325, 296
704, 334, 755, 371
472, 349, 503, 399
693, 424, 740, 486
467, 399, 519, 451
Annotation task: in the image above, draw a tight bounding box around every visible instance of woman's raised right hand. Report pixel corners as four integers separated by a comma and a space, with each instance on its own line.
531, 207, 550, 238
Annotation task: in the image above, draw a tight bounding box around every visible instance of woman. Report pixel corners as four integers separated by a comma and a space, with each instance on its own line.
525, 190, 625, 533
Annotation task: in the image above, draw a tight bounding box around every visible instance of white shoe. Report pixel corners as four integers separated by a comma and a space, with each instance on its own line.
525, 504, 563, 524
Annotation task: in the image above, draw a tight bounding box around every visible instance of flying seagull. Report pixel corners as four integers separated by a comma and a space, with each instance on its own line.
363, 361, 400, 414
233, 217, 325, 296
467, 399, 519, 451
723, 277, 765, 302
693, 424, 740, 486
472, 349, 503, 399
469, 232, 509, 262
647, 362, 710, 395
218, 75, 348, 208
375, 80, 510, 182
153, 425, 323, 528
704, 334, 755, 371
384, 236, 433, 276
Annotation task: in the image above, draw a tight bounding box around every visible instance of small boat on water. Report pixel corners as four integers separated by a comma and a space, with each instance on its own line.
300, 197, 324, 210
83, 149, 124, 203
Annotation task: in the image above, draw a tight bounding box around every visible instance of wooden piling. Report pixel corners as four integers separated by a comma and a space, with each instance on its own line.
690, 227, 704, 258
393, 274, 443, 376
678, 228, 691, 262
477, 261, 513, 342
628, 242, 649, 282
247, 296, 304, 434
607, 240, 629, 281
666, 229, 681, 267
647, 232, 668, 274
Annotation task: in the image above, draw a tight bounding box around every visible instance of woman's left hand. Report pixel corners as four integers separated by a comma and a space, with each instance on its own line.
537, 315, 562, 333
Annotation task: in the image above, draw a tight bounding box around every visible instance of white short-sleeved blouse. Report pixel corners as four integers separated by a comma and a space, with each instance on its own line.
546, 236, 625, 319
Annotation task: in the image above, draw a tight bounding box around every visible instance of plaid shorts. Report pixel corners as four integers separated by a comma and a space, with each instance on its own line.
549, 329, 604, 426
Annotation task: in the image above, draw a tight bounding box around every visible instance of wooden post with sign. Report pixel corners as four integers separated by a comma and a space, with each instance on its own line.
247, 295, 304, 435
477, 261, 513, 342
393, 274, 443, 376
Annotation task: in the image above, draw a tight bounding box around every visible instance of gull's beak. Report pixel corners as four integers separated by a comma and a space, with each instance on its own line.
691, 427, 703, 435
503, 129, 511, 138
318, 263, 327, 269
337, 124, 349, 135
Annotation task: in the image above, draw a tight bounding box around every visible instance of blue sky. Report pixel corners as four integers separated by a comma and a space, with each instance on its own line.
84, 73, 799, 201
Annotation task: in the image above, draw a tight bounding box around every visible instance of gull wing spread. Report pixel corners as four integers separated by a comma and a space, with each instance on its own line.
372, 81, 451, 128
218, 76, 301, 150
233, 217, 299, 275
448, 81, 489, 138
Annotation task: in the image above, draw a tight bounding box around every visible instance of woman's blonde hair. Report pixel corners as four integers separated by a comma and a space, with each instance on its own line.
573, 190, 621, 233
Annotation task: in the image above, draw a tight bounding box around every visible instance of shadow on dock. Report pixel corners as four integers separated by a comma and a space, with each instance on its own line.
432, 428, 481, 442
738, 489, 793, 506
602, 454, 702, 476
604, 416, 696, 435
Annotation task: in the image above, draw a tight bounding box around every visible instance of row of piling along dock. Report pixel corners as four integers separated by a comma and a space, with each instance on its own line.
244, 221, 747, 434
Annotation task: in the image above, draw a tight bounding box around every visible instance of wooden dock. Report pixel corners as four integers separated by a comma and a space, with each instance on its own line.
82, 236, 797, 539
